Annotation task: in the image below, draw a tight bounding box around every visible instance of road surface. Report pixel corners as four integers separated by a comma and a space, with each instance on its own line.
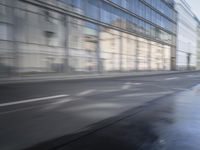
0, 72, 200, 150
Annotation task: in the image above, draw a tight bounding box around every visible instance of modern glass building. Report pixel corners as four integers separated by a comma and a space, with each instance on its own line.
0, 0, 177, 77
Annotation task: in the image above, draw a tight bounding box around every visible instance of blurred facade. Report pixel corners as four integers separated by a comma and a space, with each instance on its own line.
0, 0, 177, 77
175, 0, 198, 70
197, 23, 200, 70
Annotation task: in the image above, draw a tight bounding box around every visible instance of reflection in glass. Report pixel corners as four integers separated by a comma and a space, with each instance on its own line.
68, 18, 98, 73
99, 28, 120, 72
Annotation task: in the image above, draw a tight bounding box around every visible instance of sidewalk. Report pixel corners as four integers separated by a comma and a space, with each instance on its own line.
0, 70, 199, 84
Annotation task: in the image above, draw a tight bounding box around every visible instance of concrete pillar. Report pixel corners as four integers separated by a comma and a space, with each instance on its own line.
120, 32, 123, 72
187, 53, 191, 70
96, 25, 101, 74
135, 37, 139, 70
171, 46, 176, 71
64, 15, 70, 74
11, 0, 19, 75
148, 42, 151, 70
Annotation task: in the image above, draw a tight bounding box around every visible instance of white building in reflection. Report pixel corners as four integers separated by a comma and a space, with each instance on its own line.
175, 0, 198, 70
197, 22, 200, 70
99, 22, 171, 71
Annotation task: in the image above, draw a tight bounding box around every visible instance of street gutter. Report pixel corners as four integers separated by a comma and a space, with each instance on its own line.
0, 70, 199, 85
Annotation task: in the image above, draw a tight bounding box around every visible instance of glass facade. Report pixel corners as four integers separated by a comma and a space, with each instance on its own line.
0, 0, 176, 77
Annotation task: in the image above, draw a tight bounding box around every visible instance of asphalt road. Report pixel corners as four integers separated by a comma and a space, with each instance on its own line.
0, 72, 200, 150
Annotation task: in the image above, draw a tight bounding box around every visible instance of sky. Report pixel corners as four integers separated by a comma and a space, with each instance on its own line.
186, 0, 200, 19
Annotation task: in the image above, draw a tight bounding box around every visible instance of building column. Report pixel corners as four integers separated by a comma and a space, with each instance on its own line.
187, 53, 191, 70
64, 15, 70, 74
162, 44, 165, 70
120, 32, 123, 72
148, 41, 151, 70
135, 37, 139, 70
96, 25, 102, 74
12, 0, 19, 76
171, 46, 176, 71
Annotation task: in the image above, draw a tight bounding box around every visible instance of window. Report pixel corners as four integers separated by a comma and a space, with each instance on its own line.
146, 7, 151, 21
126, 14, 134, 32
111, 0, 121, 6
133, 0, 139, 15
68, 19, 98, 73
86, 0, 99, 20
73, 0, 82, 9
58, 0, 72, 5
121, 0, 128, 8
151, 25, 156, 38
101, 3, 111, 24
111, 7, 121, 28
99, 28, 121, 71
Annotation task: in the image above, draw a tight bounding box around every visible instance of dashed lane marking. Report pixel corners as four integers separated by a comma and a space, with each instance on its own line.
0, 97, 73, 115
122, 84, 131, 90
76, 89, 95, 96
124, 82, 143, 85
121, 82, 143, 90
164, 77, 179, 80
0, 95, 69, 107
131, 83, 143, 85
119, 91, 173, 98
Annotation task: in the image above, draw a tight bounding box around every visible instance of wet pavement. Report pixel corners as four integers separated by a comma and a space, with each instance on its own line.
1, 72, 200, 150
31, 84, 200, 150
154, 84, 200, 150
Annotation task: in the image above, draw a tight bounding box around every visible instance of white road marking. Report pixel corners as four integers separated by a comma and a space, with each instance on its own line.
0, 95, 69, 107
186, 75, 200, 78
98, 89, 121, 93
122, 82, 144, 90
51, 98, 72, 104
125, 82, 143, 85
0, 98, 75, 115
165, 77, 179, 80
132, 83, 143, 85
119, 91, 173, 98
77, 89, 95, 96
122, 84, 131, 90
40, 98, 73, 111
172, 88, 189, 91
125, 82, 132, 85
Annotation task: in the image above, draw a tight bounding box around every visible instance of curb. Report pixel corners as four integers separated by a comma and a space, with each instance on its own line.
0, 70, 199, 85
